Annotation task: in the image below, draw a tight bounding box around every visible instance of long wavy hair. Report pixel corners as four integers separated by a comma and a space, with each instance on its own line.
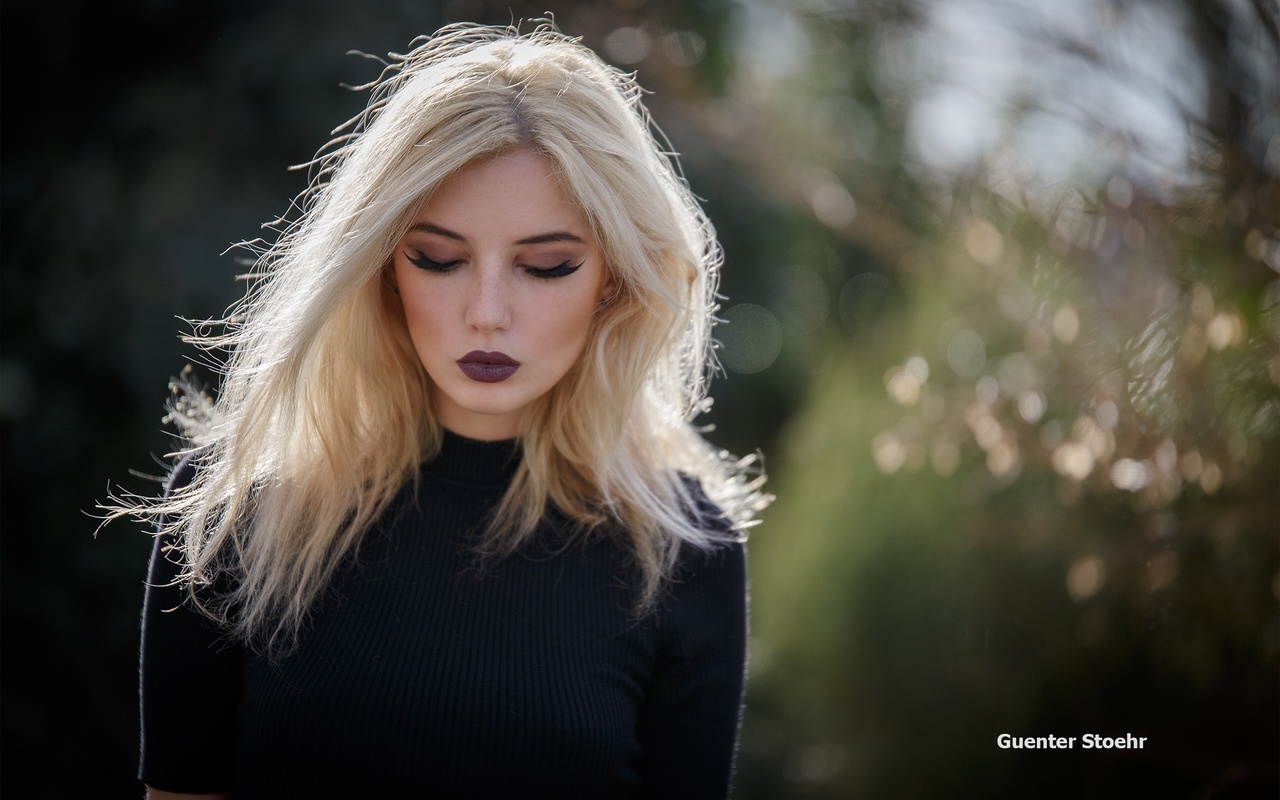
106, 20, 770, 650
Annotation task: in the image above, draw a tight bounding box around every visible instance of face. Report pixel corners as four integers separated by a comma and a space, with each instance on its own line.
390, 149, 614, 441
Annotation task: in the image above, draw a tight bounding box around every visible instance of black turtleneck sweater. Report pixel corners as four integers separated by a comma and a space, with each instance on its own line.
139, 432, 748, 798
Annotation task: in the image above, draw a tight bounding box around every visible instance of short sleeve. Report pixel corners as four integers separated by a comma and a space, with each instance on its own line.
138, 455, 242, 792
635, 483, 749, 798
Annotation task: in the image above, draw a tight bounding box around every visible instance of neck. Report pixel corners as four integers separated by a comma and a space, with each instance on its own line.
424, 428, 522, 487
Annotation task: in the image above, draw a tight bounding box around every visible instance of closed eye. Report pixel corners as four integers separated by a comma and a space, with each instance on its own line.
406, 250, 461, 273
524, 260, 583, 279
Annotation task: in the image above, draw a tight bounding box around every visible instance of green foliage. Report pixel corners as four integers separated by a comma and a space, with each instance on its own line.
721, 1, 1279, 797
744, 277, 1277, 797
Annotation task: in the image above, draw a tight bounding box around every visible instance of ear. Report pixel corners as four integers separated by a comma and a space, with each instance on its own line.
598, 269, 618, 304
383, 262, 400, 296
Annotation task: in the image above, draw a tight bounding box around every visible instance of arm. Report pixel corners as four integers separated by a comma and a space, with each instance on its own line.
138, 456, 241, 795
635, 539, 749, 799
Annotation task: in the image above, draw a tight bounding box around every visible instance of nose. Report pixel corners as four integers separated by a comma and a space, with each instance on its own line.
463, 264, 512, 332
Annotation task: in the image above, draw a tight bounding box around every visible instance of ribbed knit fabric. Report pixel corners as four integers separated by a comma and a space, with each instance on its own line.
139, 431, 748, 799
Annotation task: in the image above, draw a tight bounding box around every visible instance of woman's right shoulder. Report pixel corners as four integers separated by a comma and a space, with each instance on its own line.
163, 448, 208, 498
149, 449, 207, 569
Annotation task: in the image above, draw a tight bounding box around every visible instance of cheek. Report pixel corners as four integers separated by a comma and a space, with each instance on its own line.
539, 291, 599, 349
397, 286, 454, 355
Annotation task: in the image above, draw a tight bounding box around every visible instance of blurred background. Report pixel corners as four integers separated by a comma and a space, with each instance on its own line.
3, 0, 1277, 797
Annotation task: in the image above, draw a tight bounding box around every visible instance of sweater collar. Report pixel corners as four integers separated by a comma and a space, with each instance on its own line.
424, 428, 522, 488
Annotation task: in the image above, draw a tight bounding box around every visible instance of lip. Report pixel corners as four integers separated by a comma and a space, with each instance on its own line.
457, 350, 521, 383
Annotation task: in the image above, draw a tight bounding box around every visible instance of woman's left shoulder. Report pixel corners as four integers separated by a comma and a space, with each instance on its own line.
676, 474, 740, 537
668, 474, 746, 586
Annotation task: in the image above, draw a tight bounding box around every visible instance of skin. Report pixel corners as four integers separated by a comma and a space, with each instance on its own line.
390, 148, 614, 440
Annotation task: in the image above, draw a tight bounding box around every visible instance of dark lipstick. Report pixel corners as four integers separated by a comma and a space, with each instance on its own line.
457, 350, 520, 383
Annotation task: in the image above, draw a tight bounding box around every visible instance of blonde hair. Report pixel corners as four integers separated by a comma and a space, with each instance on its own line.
107, 20, 769, 649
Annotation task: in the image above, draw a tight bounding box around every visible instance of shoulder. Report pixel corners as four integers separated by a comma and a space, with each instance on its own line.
670, 473, 746, 577
162, 448, 208, 499
146, 449, 209, 586
663, 475, 748, 614
669, 536, 746, 596
147, 451, 202, 576
676, 473, 739, 539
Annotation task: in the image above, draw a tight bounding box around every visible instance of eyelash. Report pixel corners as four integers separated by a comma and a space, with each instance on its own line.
405, 251, 582, 279
405, 252, 461, 273
525, 261, 583, 279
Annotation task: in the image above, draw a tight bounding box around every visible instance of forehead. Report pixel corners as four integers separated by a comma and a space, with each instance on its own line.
411, 149, 588, 236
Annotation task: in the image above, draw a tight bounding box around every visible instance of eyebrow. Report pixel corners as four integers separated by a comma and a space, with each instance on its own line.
409, 222, 585, 246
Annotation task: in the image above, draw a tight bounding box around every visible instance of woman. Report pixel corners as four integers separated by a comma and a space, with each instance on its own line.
122, 19, 769, 799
